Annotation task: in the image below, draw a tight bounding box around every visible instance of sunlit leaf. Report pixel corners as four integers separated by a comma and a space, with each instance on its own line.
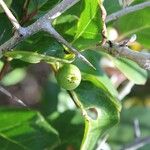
72, 0, 102, 49
112, 57, 148, 85
4, 51, 73, 64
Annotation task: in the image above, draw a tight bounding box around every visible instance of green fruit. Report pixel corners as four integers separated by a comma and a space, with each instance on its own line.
56, 64, 81, 90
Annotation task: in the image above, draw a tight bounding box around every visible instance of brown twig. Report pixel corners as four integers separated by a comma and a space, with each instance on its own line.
0, 58, 10, 80
20, 9, 38, 25
20, 0, 38, 25
99, 0, 107, 46
22, 0, 31, 16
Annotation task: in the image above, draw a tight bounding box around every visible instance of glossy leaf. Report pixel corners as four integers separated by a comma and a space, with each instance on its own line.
72, 0, 102, 49
4, 51, 73, 64
73, 81, 121, 150
0, 107, 59, 150
112, 57, 148, 85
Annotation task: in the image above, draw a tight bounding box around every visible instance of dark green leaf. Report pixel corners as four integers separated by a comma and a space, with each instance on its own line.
49, 110, 84, 150
0, 107, 59, 150
0, 14, 13, 45
104, 0, 121, 15
0, 0, 12, 13
73, 81, 121, 149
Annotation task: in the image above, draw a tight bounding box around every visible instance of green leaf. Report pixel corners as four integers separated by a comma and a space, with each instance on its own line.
112, 57, 148, 85
25, 0, 50, 14
16, 32, 65, 57
11, 0, 26, 20
1, 68, 26, 86
75, 0, 100, 39
4, 51, 73, 64
72, 81, 121, 150
104, 0, 120, 15
0, 14, 13, 45
0, 107, 59, 150
48, 110, 84, 150
72, 0, 102, 49
39, 0, 60, 11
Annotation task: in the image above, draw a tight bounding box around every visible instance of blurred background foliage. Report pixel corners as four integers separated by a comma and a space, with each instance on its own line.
0, 0, 149, 149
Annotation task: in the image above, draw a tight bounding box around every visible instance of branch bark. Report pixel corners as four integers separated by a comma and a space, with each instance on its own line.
0, 0, 80, 52
121, 136, 150, 150
0, 0, 95, 68
97, 1, 150, 71
103, 42, 150, 70
103, 2, 150, 70
106, 1, 150, 23
94, 41, 150, 70
0, 0, 150, 70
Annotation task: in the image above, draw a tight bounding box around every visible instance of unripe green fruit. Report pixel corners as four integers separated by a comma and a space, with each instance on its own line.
56, 64, 81, 90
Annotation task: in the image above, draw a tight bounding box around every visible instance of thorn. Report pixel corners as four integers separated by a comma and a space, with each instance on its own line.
77, 53, 96, 70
